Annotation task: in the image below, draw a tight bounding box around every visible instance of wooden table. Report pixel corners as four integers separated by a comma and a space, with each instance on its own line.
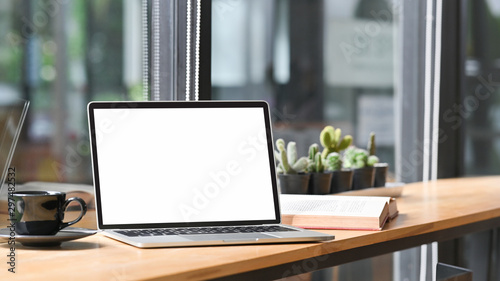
1, 176, 500, 280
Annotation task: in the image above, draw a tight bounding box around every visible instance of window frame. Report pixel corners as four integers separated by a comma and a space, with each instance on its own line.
153, 0, 211, 101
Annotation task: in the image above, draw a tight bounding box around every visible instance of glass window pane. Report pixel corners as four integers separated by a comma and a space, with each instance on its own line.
0, 0, 144, 183
463, 0, 500, 175
211, 0, 399, 179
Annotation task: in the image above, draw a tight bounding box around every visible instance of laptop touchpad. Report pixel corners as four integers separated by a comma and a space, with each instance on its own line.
182, 233, 273, 242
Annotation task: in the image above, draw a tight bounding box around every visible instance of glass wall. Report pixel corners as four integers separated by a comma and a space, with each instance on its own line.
211, 0, 399, 178
463, 0, 500, 176
0, 0, 144, 184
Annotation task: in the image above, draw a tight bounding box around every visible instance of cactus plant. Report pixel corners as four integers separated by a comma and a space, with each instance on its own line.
320, 126, 353, 159
325, 152, 342, 171
275, 139, 309, 174
367, 154, 379, 166
313, 152, 324, 173
308, 143, 319, 161
366, 132, 388, 187
367, 132, 376, 156
343, 147, 379, 169
365, 132, 380, 166
306, 151, 325, 173
307, 143, 324, 173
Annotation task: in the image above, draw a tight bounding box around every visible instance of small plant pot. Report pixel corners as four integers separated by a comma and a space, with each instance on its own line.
278, 174, 311, 194
329, 169, 353, 194
309, 173, 333, 195
373, 163, 389, 187
351, 167, 375, 190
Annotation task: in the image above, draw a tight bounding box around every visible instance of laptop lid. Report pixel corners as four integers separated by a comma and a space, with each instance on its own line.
0, 99, 29, 193
88, 101, 281, 230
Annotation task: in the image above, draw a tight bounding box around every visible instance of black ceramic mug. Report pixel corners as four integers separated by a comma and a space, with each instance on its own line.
12, 191, 87, 235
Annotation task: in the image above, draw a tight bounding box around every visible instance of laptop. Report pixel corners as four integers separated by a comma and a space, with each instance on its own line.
87, 100, 334, 248
0, 99, 29, 194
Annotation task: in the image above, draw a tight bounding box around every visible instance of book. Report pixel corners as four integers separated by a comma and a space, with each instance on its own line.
279, 194, 398, 231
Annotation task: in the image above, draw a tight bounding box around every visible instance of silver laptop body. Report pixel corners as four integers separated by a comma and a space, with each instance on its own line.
87, 101, 334, 248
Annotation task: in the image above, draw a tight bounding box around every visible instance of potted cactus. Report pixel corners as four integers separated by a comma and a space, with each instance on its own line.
319, 126, 354, 193
367, 132, 389, 187
343, 146, 379, 190
275, 139, 310, 194
307, 144, 333, 195
325, 152, 353, 193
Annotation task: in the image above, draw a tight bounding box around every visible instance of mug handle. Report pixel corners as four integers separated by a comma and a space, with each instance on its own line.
60, 197, 88, 230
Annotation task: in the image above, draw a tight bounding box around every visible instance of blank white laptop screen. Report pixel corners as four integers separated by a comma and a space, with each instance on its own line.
92, 105, 277, 226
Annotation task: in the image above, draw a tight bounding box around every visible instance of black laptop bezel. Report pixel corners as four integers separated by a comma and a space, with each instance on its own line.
88, 100, 282, 230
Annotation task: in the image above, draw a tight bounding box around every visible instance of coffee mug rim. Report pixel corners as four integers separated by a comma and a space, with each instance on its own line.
12, 190, 64, 196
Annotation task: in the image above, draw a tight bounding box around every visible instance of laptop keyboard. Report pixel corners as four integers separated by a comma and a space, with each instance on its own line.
115, 225, 297, 237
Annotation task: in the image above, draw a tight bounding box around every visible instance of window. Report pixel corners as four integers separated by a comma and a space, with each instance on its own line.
463, 0, 500, 176
210, 0, 399, 179
1, 0, 145, 183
